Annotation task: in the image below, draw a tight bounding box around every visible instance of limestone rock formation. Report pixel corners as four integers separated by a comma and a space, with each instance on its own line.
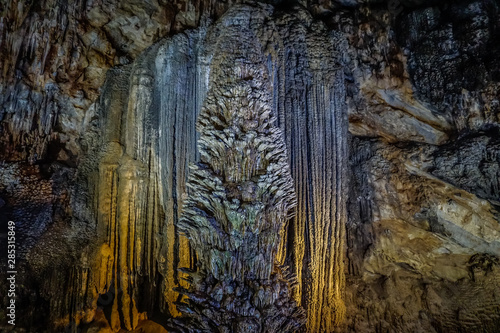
336, 1, 500, 331
174, 8, 305, 331
0, 0, 499, 332
2, 2, 347, 332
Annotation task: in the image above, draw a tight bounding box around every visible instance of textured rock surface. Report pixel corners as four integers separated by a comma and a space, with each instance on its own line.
2, 2, 347, 332
345, 135, 500, 332
1, 0, 499, 332
336, 1, 500, 331
0, 0, 241, 164
174, 7, 305, 331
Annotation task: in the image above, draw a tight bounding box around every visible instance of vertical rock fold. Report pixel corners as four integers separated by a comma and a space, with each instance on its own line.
9, 3, 347, 332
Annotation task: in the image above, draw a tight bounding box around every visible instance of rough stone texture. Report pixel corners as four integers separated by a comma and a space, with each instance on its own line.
1, 0, 500, 332
2, 2, 348, 332
0, 0, 240, 164
174, 7, 305, 331
334, 1, 500, 331
344, 135, 500, 332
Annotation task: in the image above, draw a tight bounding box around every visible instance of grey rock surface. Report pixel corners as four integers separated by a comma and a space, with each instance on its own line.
0, 0, 499, 332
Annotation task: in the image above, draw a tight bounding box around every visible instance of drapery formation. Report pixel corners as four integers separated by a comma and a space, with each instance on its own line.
71, 3, 348, 331
174, 9, 304, 330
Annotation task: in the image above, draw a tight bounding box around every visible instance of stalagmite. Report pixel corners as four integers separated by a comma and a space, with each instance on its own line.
74, 4, 347, 331
174, 7, 305, 332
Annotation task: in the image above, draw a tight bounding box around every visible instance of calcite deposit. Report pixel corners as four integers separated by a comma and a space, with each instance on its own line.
174, 7, 305, 331
0, 0, 499, 332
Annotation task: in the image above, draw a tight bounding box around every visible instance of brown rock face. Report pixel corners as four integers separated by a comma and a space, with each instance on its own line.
336, 1, 500, 331
1, 0, 499, 332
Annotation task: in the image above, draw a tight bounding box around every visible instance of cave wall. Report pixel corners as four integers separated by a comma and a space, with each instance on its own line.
335, 1, 500, 331
1, 0, 500, 332
71, 4, 348, 332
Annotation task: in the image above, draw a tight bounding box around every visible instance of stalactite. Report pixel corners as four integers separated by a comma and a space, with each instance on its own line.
67, 3, 347, 332
270, 12, 348, 331
173, 7, 305, 331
